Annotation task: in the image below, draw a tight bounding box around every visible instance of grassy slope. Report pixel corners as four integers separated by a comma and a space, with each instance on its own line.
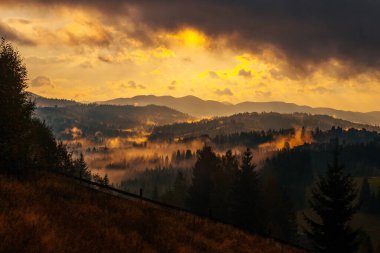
298, 209, 380, 251
0, 174, 305, 253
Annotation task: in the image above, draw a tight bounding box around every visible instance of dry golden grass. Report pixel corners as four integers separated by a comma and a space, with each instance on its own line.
0, 173, 306, 253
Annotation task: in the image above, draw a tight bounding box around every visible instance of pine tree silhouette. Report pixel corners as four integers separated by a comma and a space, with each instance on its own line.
0, 38, 34, 176
232, 148, 262, 233
75, 153, 91, 180
187, 146, 220, 216
304, 142, 360, 253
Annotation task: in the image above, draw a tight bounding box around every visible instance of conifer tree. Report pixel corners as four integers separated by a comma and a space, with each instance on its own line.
304, 145, 360, 253
187, 146, 220, 216
0, 38, 34, 176
232, 148, 262, 233
0, 38, 86, 179
103, 173, 109, 186
219, 150, 239, 221
74, 152, 91, 180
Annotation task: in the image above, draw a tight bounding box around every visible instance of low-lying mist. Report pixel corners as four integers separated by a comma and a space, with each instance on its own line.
63, 126, 315, 185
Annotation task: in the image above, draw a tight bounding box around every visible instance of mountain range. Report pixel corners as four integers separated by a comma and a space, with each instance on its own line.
99, 95, 380, 126
35, 104, 191, 139
29, 93, 380, 126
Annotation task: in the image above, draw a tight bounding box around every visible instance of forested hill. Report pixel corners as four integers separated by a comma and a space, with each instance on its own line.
150, 112, 380, 140
35, 104, 192, 139
99, 95, 380, 125
28, 92, 79, 107
0, 173, 306, 253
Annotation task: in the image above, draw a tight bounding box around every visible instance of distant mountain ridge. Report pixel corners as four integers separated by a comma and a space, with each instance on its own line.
150, 112, 380, 140
28, 92, 78, 107
34, 103, 192, 139
28, 93, 380, 126
99, 95, 380, 126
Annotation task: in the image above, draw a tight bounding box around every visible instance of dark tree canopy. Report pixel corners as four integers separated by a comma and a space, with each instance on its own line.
0, 38, 88, 179
0, 38, 35, 175
187, 145, 221, 216
232, 148, 262, 233
304, 146, 360, 253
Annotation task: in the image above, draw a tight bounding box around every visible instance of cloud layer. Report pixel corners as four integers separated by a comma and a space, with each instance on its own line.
1, 1, 380, 111
8, 0, 380, 75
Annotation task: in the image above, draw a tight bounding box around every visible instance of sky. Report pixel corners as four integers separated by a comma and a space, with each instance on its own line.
1, 0, 380, 112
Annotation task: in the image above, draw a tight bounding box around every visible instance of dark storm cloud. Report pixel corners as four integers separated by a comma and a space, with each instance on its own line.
11, 0, 380, 73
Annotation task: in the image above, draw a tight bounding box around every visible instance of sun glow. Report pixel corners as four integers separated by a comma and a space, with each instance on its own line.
173, 28, 207, 48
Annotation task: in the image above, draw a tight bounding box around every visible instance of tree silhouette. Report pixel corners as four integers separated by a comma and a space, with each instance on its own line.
218, 150, 239, 221
0, 38, 87, 179
103, 173, 109, 186
187, 146, 220, 216
74, 153, 91, 180
304, 144, 360, 253
0, 38, 34, 176
232, 148, 262, 233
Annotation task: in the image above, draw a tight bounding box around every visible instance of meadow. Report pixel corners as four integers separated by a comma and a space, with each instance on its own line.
0, 173, 306, 253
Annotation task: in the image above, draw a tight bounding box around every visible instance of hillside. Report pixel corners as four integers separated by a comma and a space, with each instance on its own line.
99, 95, 380, 125
0, 173, 306, 253
150, 112, 380, 140
35, 104, 192, 139
28, 92, 79, 107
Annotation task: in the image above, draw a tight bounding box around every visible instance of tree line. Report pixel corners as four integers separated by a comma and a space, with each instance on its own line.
175, 146, 298, 243
0, 38, 91, 181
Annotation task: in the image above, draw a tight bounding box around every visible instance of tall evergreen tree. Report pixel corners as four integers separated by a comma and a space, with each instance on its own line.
304, 145, 360, 253
0, 38, 86, 179
219, 150, 239, 221
74, 153, 91, 180
187, 146, 220, 216
0, 38, 34, 176
232, 148, 262, 233
103, 173, 109, 186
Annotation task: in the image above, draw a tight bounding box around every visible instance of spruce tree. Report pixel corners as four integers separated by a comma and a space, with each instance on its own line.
219, 150, 239, 221
232, 148, 262, 233
304, 146, 360, 253
187, 146, 220, 216
74, 152, 91, 180
103, 173, 109, 186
